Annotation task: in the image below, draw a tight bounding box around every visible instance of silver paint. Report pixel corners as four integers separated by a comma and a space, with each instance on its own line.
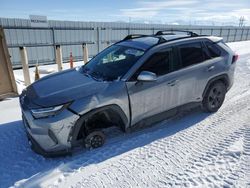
19, 36, 236, 155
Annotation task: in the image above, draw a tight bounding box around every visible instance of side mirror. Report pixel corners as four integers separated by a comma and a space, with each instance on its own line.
137, 71, 157, 82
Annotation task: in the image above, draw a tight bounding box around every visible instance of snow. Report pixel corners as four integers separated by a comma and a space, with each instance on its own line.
0, 41, 250, 187
227, 41, 250, 56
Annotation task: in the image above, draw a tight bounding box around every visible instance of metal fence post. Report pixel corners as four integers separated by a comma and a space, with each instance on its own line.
97, 27, 100, 53
19, 46, 31, 86
128, 27, 131, 35
227, 29, 230, 42
240, 28, 244, 41
52, 28, 57, 63
219, 28, 222, 37
234, 29, 237, 42
82, 43, 88, 64
246, 28, 250, 41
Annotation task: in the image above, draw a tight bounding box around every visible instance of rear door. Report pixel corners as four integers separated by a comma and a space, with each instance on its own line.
173, 41, 217, 106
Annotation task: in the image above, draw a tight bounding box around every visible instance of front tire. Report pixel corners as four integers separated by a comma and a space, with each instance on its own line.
202, 81, 226, 112
84, 130, 105, 149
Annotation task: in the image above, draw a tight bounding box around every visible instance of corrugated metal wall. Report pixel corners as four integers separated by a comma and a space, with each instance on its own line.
1, 17, 250, 68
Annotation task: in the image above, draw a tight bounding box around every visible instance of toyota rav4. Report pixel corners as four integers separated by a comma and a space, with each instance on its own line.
19, 30, 238, 157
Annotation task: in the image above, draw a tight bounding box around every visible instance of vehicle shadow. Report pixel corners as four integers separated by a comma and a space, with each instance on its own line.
0, 120, 72, 187
0, 108, 211, 187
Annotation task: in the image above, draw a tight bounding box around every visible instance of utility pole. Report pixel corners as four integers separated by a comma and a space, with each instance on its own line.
239, 16, 245, 27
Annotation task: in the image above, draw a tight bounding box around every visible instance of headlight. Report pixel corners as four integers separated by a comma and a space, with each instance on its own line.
31, 103, 69, 119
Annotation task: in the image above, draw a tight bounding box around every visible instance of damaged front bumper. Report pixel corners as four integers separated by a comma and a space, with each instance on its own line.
25, 127, 70, 157
21, 104, 79, 157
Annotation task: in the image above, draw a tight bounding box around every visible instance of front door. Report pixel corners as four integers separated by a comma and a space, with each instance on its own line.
126, 48, 178, 126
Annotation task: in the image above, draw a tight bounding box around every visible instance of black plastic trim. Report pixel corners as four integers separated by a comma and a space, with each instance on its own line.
202, 74, 230, 97
26, 130, 70, 158
70, 104, 128, 146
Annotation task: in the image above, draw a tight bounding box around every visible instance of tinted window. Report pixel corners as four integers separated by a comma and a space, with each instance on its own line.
137, 49, 172, 77
202, 43, 211, 61
179, 42, 204, 67
205, 41, 221, 58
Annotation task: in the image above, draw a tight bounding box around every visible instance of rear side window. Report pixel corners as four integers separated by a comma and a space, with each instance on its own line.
178, 42, 204, 67
205, 41, 221, 58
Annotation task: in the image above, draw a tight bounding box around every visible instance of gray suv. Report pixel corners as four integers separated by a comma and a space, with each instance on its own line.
19, 30, 237, 157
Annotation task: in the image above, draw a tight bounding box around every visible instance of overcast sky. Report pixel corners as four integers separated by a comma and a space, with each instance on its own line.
1, 0, 250, 26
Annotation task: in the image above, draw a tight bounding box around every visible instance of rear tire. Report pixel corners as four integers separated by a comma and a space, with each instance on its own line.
202, 81, 226, 112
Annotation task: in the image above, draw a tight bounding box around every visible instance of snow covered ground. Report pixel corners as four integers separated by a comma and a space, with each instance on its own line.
0, 41, 250, 187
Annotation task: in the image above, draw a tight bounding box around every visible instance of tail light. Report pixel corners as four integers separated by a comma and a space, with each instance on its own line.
232, 54, 239, 64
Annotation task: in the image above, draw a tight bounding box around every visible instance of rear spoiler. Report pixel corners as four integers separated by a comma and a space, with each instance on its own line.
206, 36, 223, 43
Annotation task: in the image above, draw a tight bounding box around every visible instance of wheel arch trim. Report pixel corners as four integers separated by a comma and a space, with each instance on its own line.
202, 74, 229, 97
69, 104, 128, 145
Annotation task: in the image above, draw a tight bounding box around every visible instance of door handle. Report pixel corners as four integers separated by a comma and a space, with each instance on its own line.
207, 65, 215, 72
167, 80, 179, 86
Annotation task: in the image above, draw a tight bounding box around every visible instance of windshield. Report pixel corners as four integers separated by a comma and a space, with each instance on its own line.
80, 45, 144, 81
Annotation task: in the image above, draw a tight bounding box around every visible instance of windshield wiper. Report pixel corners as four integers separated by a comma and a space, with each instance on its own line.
81, 66, 92, 78
81, 66, 114, 81
90, 70, 105, 81
81, 66, 90, 73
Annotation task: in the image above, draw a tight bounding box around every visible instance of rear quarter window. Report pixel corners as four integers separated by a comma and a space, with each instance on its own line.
205, 41, 221, 58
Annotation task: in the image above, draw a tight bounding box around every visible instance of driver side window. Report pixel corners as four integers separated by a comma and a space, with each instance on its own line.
132, 48, 173, 80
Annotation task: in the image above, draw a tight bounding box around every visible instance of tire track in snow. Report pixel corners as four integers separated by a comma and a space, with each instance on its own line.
50, 80, 250, 188
225, 124, 250, 188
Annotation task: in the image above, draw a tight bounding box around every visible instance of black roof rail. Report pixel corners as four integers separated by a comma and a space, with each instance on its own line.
119, 30, 201, 47
155, 30, 199, 37
122, 34, 168, 44
123, 34, 149, 40
157, 37, 167, 44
